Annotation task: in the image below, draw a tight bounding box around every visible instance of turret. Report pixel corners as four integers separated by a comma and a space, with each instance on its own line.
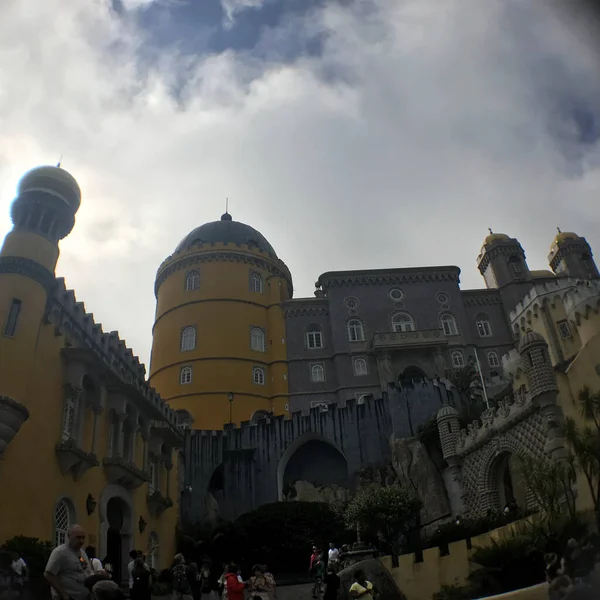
549, 230, 599, 280
518, 330, 558, 399
437, 404, 460, 461
0, 165, 81, 402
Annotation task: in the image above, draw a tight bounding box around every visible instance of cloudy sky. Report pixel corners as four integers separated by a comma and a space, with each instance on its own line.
1, 0, 599, 367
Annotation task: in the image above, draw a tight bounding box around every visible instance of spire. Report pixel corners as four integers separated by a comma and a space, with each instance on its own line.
557, 226, 562, 234
488, 227, 493, 235
56, 155, 63, 168
221, 197, 232, 221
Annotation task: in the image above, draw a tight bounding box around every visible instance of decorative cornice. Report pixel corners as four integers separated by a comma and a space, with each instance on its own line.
0, 256, 55, 293
284, 306, 329, 318
549, 240, 593, 269
318, 268, 460, 289
155, 251, 293, 297
462, 293, 503, 308
477, 243, 525, 273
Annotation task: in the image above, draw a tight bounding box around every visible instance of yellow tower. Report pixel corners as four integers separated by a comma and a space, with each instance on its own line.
149, 212, 292, 429
0, 166, 80, 401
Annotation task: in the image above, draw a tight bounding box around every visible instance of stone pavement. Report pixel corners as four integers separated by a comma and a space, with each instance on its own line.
276, 583, 316, 600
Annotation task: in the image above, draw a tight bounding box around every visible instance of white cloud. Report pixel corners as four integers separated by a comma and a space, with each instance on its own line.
221, 0, 266, 26
0, 0, 599, 366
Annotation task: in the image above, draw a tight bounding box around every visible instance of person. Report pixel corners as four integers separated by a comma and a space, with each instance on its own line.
310, 554, 325, 599
85, 548, 105, 576
130, 557, 152, 600
171, 554, 192, 599
349, 570, 374, 600
224, 565, 245, 600
327, 544, 340, 570
10, 551, 27, 599
101, 557, 113, 580
44, 524, 92, 600
0, 548, 19, 600
323, 568, 340, 600
248, 565, 272, 600
261, 566, 276, 600
127, 550, 140, 591
91, 580, 125, 600
309, 547, 319, 573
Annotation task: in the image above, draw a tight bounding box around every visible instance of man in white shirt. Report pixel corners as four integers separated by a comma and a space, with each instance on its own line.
328, 543, 340, 568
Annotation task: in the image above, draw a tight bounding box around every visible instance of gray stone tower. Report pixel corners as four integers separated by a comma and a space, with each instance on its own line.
518, 330, 565, 460
548, 230, 599, 280
436, 404, 464, 516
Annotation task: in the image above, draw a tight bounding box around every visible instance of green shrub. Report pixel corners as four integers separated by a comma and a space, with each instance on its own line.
3, 536, 53, 599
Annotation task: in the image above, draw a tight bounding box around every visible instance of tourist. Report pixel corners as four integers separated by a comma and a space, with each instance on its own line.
309, 547, 319, 572
85, 548, 106, 576
198, 561, 216, 600
171, 553, 193, 599
261, 566, 276, 600
0, 548, 19, 600
10, 551, 27, 599
310, 554, 325, 599
92, 580, 125, 600
224, 565, 245, 600
323, 567, 340, 600
130, 557, 152, 600
248, 565, 273, 600
349, 570, 375, 600
328, 544, 340, 570
101, 556, 113, 579
44, 524, 92, 600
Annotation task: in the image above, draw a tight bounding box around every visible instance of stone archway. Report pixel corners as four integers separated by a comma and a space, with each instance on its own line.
99, 485, 134, 585
277, 433, 349, 503
204, 463, 224, 526
482, 448, 528, 512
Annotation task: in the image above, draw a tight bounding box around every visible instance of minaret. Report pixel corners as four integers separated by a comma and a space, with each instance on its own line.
0, 165, 81, 402
548, 229, 599, 280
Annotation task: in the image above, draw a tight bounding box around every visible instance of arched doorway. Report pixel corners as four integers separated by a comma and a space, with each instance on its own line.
277, 434, 348, 504
204, 463, 224, 525
490, 452, 528, 511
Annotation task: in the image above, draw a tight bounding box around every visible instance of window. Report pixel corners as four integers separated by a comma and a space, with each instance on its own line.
345, 297, 359, 310
311, 363, 325, 382
176, 410, 193, 430
488, 351, 500, 367
3, 299, 22, 337
180, 326, 196, 351
451, 351, 465, 368
250, 327, 265, 352
148, 533, 159, 571
180, 366, 192, 385
389, 289, 404, 301
582, 254, 592, 271
475, 314, 492, 337
249, 271, 263, 293
253, 367, 265, 385
440, 314, 458, 336
54, 500, 72, 547
354, 357, 368, 376
347, 319, 365, 342
392, 312, 414, 332
148, 458, 157, 493
558, 320, 572, 339
185, 270, 200, 291
61, 394, 76, 442
306, 324, 323, 349
436, 292, 449, 304
508, 256, 522, 274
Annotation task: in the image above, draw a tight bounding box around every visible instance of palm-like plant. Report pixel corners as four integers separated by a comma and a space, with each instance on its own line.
449, 365, 483, 420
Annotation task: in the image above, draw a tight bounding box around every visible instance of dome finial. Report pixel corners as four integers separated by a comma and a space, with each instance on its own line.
557, 226, 562, 234
488, 227, 493, 235
221, 197, 232, 221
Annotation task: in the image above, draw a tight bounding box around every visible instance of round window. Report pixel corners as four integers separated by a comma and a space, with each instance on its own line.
389, 289, 404, 301
436, 292, 449, 304
345, 297, 359, 310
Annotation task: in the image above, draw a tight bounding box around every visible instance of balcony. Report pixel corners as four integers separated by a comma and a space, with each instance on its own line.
55, 440, 99, 480
103, 457, 148, 490
147, 490, 174, 518
372, 329, 448, 351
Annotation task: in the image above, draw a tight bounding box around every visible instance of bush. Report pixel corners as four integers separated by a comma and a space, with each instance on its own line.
3, 536, 53, 598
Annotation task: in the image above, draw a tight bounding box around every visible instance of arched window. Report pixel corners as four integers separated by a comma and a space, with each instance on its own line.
176, 410, 193, 430
180, 326, 196, 351
185, 270, 200, 291
249, 271, 263, 293
61, 391, 77, 442
508, 255, 522, 274
451, 351, 465, 368
54, 499, 74, 547
253, 367, 265, 385
347, 319, 365, 342
354, 357, 368, 376
440, 314, 458, 336
148, 456, 158, 493
311, 364, 325, 382
250, 327, 265, 352
488, 351, 500, 367
582, 254, 592, 271
392, 312, 414, 333
148, 532, 159, 571
306, 324, 323, 349
475, 314, 492, 337
180, 366, 192, 385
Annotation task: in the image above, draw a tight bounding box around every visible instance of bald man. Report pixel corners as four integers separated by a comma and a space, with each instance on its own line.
45, 525, 92, 600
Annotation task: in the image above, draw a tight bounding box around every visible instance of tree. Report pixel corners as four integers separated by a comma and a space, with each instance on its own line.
518, 455, 577, 525
344, 484, 421, 556
448, 365, 484, 420
563, 386, 600, 529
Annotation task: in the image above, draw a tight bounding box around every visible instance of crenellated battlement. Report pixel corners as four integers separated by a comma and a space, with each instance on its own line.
455, 388, 534, 457
45, 277, 179, 431
563, 279, 600, 327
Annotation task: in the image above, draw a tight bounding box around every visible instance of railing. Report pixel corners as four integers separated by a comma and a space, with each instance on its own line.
373, 329, 447, 350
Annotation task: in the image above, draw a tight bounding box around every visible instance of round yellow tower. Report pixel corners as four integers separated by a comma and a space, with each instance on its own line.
0, 165, 81, 401
149, 212, 292, 430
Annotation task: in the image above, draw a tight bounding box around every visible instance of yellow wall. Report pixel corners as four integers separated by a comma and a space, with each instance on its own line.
0, 231, 179, 571
380, 521, 541, 600
150, 242, 291, 429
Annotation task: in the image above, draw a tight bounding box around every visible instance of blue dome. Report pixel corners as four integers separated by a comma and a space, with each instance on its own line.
175, 213, 277, 257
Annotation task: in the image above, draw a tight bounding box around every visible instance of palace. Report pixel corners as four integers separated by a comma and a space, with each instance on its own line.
2, 164, 600, 555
